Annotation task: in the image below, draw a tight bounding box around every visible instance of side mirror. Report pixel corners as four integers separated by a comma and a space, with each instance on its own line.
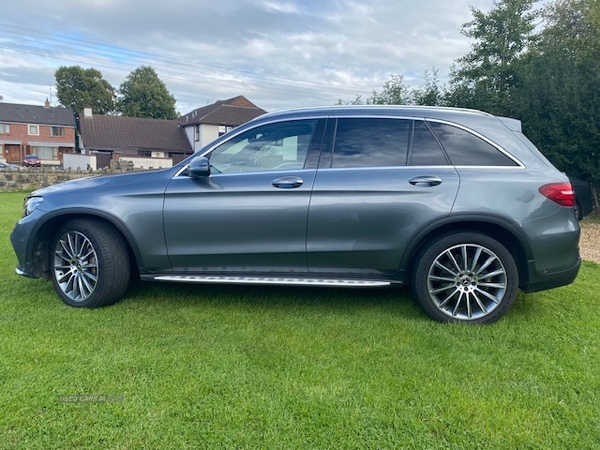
187, 156, 211, 178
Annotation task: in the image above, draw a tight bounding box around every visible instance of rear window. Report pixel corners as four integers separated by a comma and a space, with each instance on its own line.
410, 121, 449, 166
429, 122, 518, 167
332, 118, 409, 168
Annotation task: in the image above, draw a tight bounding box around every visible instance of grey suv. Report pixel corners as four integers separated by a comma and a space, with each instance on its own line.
10, 106, 581, 323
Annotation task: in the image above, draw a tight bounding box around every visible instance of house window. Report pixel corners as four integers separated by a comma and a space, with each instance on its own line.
194, 125, 200, 142
28, 125, 39, 135
32, 146, 58, 160
51, 127, 64, 137
218, 125, 234, 137
0, 123, 10, 134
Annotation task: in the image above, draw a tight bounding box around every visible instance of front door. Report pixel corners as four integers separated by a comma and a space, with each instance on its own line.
163, 119, 324, 274
6, 145, 21, 164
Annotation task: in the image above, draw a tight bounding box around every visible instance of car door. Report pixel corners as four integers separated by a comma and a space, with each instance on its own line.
163, 118, 324, 274
307, 117, 460, 278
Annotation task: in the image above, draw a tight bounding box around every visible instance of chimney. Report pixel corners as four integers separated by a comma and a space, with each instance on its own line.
44, 98, 50, 108
83, 107, 93, 118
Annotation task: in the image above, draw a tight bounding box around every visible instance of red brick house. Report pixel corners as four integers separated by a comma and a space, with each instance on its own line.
0, 100, 76, 166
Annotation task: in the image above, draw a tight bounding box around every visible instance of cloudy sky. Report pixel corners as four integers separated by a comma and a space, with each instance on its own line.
0, 0, 536, 114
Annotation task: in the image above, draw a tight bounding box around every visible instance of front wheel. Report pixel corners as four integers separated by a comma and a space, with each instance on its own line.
51, 219, 130, 308
412, 232, 518, 324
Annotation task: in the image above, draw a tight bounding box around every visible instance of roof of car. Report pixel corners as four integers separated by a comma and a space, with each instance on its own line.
239, 105, 502, 132
237, 105, 519, 144
258, 105, 494, 120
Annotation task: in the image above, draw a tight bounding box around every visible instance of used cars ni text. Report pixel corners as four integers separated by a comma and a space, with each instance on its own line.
10, 106, 581, 324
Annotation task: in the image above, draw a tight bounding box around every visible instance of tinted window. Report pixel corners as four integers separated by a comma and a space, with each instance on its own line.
332, 118, 409, 168
429, 122, 518, 166
410, 120, 449, 166
209, 120, 317, 173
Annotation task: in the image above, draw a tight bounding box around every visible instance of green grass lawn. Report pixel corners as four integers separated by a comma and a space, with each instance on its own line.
1, 191, 599, 449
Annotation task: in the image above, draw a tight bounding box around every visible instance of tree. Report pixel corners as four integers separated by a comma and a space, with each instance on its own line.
55, 66, 116, 114
118, 66, 178, 119
336, 95, 364, 105
367, 74, 411, 105
514, 0, 600, 189
411, 69, 447, 106
335, 74, 412, 106
449, 0, 539, 115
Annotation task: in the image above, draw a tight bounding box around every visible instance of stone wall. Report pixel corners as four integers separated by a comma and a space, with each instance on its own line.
0, 167, 130, 192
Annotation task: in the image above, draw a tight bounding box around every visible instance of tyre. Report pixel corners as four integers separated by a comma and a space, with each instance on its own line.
412, 232, 518, 324
51, 219, 130, 308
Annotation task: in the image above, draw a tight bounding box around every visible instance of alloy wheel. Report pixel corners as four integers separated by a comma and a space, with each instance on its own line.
426, 243, 507, 320
53, 231, 99, 302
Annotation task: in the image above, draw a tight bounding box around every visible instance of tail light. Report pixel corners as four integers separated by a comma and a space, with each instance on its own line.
538, 183, 575, 207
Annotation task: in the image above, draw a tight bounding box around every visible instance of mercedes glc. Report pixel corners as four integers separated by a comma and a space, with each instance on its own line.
10, 106, 581, 323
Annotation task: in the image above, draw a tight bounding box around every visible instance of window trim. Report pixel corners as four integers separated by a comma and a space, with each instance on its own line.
0, 123, 10, 134
174, 117, 327, 178
28, 124, 39, 136
319, 114, 525, 170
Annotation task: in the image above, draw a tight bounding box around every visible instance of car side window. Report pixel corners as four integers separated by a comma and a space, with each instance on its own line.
410, 120, 450, 166
428, 122, 519, 166
208, 120, 317, 173
332, 118, 409, 168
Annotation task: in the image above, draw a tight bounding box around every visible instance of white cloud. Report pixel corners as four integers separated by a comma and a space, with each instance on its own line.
0, 0, 544, 113
262, 1, 301, 14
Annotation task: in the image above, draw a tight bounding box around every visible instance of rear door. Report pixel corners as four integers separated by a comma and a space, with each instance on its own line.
307, 117, 460, 277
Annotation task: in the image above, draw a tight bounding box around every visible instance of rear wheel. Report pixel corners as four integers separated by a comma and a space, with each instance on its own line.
412, 232, 518, 324
51, 219, 130, 308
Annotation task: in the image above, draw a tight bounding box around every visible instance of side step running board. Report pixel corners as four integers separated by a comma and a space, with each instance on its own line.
152, 275, 392, 288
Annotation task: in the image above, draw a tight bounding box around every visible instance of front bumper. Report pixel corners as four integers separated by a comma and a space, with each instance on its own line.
10, 209, 48, 279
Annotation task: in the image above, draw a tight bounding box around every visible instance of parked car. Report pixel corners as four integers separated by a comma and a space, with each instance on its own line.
10, 106, 581, 324
0, 161, 20, 170
22, 154, 41, 167
568, 175, 593, 220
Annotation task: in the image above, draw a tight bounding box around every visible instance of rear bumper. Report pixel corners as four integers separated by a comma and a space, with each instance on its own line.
521, 257, 581, 293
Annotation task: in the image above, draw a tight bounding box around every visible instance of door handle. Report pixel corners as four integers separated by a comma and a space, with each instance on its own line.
272, 176, 304, 189
409, 176, 442, 187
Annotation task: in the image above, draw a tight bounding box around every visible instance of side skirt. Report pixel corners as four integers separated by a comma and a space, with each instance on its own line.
144, 274, 397, 288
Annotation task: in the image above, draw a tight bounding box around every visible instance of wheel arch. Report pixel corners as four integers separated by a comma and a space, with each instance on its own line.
25, 209, 142, 280
402, 216, 532, 291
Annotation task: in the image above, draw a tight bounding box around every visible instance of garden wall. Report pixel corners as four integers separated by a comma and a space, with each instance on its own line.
0, 167, 129, 192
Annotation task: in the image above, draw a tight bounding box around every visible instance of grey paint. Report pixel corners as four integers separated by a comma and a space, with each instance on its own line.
11, 105, 581, 301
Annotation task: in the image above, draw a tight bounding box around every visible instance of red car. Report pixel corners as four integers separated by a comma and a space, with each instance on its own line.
22, 155, 41, 167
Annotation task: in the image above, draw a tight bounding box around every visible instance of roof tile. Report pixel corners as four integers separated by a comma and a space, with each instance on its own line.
179, 95, 266, 127
0, 102, 76, 127
80, 115, 192, 153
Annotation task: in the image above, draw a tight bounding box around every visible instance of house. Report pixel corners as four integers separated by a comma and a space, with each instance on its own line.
179, 96, 267, 151
0, 100, 76, 166
79, 108, 193, 168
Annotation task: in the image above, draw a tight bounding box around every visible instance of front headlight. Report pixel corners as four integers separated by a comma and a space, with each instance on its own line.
23, 196, 44, 217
